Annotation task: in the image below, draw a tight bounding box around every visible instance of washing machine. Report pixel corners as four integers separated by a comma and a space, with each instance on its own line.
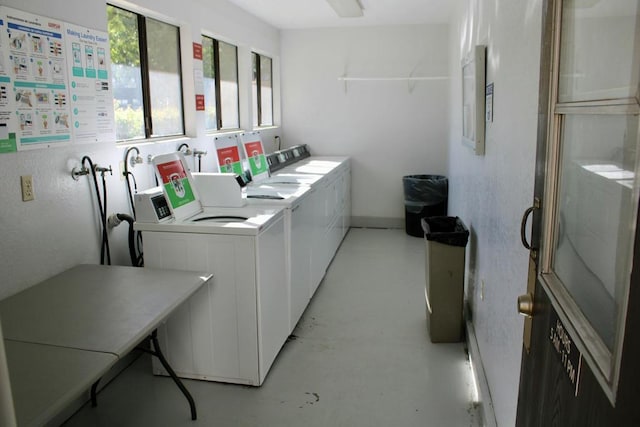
245, 183, 315, 332
135, 153, 289, 386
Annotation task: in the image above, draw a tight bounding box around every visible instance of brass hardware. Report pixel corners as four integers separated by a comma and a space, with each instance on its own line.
518, 292, 535, 318
520, 198, 540, 251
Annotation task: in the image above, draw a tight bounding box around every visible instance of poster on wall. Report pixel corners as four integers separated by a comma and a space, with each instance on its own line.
0, 7, 72, 150
214, 134, 243, 175
0, 16, 16, 153
64, 23, 115, 144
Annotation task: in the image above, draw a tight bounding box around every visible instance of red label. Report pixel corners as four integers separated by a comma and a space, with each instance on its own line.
195, 94, 205, 111
193, 42, 203, 60
244, 141, 263, 156
157, 160, 187, 184
217, 146, 240, 166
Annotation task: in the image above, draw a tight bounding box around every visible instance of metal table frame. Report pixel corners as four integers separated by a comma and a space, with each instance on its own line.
0, 264, 212, 425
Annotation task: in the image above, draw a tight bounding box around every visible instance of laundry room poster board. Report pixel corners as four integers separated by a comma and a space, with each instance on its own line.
64, 22, 115, 144
240, 131, 269, 182
214, 134, 243, 175
152, 152, 202, 220
0, 6, 115, 154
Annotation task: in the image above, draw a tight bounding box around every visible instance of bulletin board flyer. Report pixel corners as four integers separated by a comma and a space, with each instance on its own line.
0, 7, 72, 150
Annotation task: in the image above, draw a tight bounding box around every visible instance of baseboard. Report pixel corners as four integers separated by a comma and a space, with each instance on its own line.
466, 319, 498, 427
350, 216, 404, 229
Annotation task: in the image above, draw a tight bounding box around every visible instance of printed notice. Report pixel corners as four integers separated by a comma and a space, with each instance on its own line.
1, 7, 72, 150
156, 159, 196, 209
244, 139, 268, 176
214, 134, 243, 174
64, 23, 115, 144
0, 17, 16, 153
549, 310, 583, 396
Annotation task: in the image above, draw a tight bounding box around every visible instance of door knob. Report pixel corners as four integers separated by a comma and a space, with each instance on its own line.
517, 293, 534, 317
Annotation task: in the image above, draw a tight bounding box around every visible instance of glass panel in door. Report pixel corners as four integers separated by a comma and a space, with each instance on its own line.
553, 114, 638, 350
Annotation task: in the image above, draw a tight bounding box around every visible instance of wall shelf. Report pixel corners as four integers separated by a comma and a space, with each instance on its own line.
337, 75, 450, 93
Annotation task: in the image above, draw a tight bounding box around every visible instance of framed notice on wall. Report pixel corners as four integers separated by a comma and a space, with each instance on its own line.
461, 45, 486, 155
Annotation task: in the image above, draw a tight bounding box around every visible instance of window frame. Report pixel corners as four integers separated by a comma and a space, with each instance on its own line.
202, 35, 240, 132
107, 3, 185, 142
252, 52, 273, 127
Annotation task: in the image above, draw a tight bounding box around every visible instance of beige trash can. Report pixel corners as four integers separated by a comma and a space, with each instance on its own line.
422, 217, 469, 343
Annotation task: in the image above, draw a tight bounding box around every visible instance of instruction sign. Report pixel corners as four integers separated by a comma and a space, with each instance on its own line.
156, 159, 196, 209
549, 309, 583, 396
214, 134, 243, 175
0, 6, 115, 154
240, 132, 269, 181
0, 17, 16, 153
64, 23, 115, 144
0, 7, 72, 150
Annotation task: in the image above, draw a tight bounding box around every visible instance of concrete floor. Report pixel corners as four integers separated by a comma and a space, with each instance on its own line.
63, 228, 481, 427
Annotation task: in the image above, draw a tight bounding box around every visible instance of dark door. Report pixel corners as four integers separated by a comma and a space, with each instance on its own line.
516, 0, 640, 425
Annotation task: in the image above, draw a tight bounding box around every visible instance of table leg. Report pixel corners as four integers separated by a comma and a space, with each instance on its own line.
149, 329, 197, 420
90, 378, 101, 407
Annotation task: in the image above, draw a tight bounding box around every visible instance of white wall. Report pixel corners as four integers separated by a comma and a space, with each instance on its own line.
448, 1, 543, 425
280, 25, 450, 226
0, 0, 280, 300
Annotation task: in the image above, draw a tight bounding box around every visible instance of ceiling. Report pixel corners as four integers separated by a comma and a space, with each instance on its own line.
225, 0, 457, 29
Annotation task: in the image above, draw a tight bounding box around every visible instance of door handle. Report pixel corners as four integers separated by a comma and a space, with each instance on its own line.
520, 198, 540, 255
517, 293, 534, 318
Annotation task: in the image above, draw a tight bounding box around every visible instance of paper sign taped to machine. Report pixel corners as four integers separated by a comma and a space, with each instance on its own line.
156, 160, 196, 208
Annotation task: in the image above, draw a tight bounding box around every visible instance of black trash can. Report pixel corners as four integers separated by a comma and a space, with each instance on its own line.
422, 216, 469, 343
402, 175, 448, 237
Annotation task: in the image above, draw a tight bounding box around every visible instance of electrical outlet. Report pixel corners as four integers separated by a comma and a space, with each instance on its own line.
21, 175, 34, 201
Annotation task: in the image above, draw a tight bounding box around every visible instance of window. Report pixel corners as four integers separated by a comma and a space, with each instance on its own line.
107, 4, 184, 141
202, 36, 239, 131
252, 53, 273, 127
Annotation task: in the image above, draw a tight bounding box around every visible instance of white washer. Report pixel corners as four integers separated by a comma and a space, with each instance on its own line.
136, 206, 288, 386
137, 152, 290, 386
245, 184, 315, 332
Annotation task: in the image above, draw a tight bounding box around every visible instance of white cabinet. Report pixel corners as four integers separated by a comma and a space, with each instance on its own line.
142, 216, 287, 386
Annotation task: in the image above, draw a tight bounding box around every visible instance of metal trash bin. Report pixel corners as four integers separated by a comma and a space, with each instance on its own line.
422, 216, 469, 343
402, 175, 448, 237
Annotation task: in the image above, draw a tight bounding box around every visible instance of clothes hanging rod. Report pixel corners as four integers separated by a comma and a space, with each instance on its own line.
337, 76, 450, 81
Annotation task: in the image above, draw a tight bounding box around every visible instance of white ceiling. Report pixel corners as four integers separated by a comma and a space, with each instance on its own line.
225, 0, 457, 29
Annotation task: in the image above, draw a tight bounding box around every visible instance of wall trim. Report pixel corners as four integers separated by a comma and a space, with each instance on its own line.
466, 319, 498, 427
